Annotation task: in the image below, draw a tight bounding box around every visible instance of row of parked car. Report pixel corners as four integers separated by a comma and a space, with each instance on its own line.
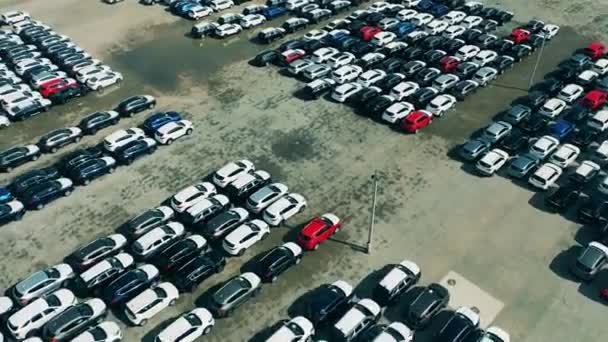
0, 12, 123, 125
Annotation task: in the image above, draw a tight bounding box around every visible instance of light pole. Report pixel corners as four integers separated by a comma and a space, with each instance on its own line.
367, 171, 379, 254
528, 36, 546, 89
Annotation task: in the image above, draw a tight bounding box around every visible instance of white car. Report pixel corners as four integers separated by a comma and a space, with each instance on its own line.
541, 24, 560, 40
368, 1, 390, 12
171, 182, 216, 213
132, 222, 186, 259
461, 15, 483, 28
426, 94, 457, 117
156, 308, 215, 342
333, 298, 381, 341
14, 58, 54, 75
188, 5, 213, 19
0, 11, 30, 25
304, 29, 328, 41
125, 282, 179, 326
86, 71, 123, 91
476, 148, 509, 176
480, 326, 510, 342
103, 127, 145, 152
549, 144, 580, 168
6, 289, 76, 340
372, 322, 414, 342
396, 9, 417, 21
442, 25, 465, 39
327, 52, 355, 69
155, 119, 193, 145
357, 69, 387, 87
412, 13, 434, 26
557, 84, 584, 103
209, 0, 234, 11
311, 47, 340, 63
75, 65, 112, 83
390, 81, 419, 101
529, 163, 562, 190
472, 67, 498, 86
286, 0, 310, 10
0, 115, 9, 128
263, 193, 307, 226
332, 82, 363, 102
222, 219, 270, 255
1, 92, 42, 109
240, 14, 266, 29
70, 321, 122, 342
592, 59, 608, 76
266, 316, 315, 342
382, 102, 415, 124
425, 20, 449, 35
471, 50, 498, 67
443, 10, 466, 24
213, 159, 255, 188
371, 31, 396, 46
481, 121, 512, 143
538, 98, 567, 118
529, 135, 560, 159
577, 70, 599, 85
214, 23, 242, 38
324, 18, 350, 31
332, 65, 363, 84
246, 183, 289, 213
455, 45, 481, 61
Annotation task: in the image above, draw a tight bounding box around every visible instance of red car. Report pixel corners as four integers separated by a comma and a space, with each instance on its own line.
40, 78, 78, 98
439, 56, 460, 73
401, 110, 433, 133
509, 28, 531, 44
582, 90, 608, 109
584, 42, 606, 60
281, 48, 306, 64
360, 26, 382, 41
297, 213, 342, 250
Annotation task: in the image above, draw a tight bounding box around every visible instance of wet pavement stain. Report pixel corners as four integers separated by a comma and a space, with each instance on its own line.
271, 130, 316, 162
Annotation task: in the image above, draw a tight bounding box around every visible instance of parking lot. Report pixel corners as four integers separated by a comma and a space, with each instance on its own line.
0, 0, 607, 341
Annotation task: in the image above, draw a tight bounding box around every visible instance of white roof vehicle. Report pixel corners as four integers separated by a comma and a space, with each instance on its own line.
311, 47, 340, 63
372, 322, 414, 342
396, 9, 418, 21
481, 121, 512, 143
333, 298, 381, 341
213, 159, 255, 188
442, 25, 466, 39
382, 102, 415, 124
209, 0, 234, 11
14, 58, 54, 75
222, 219, 270, 255
155, 119, 193, 145
455, 45, 480, 61
462, 16, 482, 28
155, 308, 215, 342
357, 69, 387, 87
479, 326, 510, 342
0, 11, 30, 25
476, 148, 509, 176
171, 182, 216, 213
443, 10, 466, 24
529, 135, 560, 159
587, 110, 608, 131
246, 183, 289, 213
368, 1, 390, 12
549, 143, 580, 168
390, 81, 419, 101
471, 50, 498, 67
71, 321, 122, 342
263, 193, 307, 226
75, 65, 112, 83
425, 19, 449, 35
332, 82, 363, 102
577, 70, 599, 85
529, 163, 562, 190
538, 98, 567, 118
541, 24, 560, 40
592, 59, 608, 75
11, 264, 74, 305
472, 67, 498, 86
240, 14, 266, 29
304, 29, 328, 41
371, 31, 396, 46
188, 5, 213, 20
125, 282, 179, 326
132, 222, 186, 259
184, 194, 230, 225
426, 94, 457, 117
86, 71, 123, 91
214, 24, 242, 38
266, 316, 315, 342
557, 83, 584, 103
332, 65, 363, 84
103, 127, 145, 152
327, 52, 355, 69
412, 13, 434, 26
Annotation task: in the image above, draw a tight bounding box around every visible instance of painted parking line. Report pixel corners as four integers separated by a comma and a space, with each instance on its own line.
439, 270, 504, 329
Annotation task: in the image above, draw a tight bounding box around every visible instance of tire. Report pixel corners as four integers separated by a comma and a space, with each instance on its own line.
128, 112, 134, 118
14, 212, 24, 221
169, 299, 177, 306
112, 118, 119, 125
108, 167, 115, 174
295, 257, 301, 265
89, 128, 97, 135
74, 136, 81, 143
186, 128, 193, 135
313, 243, 319, 250
203, 326, 212, 335
216, 264, 225, 273
31, 154, 39, 161
149, 103, 155, 110
50, 147, 58, 153
237, 249, 245, 256
261, 232, 269, 240
36, 203, 43, 210
64, 190, 72, 196
414, 128, 419, 134
166, 139, 173, 145
139, 319, 148, 326
270, 275, 278, 283
83, 179, 91, 185
335, 226, 340, 233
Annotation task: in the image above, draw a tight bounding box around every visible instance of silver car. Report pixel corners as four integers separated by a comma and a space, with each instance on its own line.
11, 264, 74, 305
246, 183, 288, 213
508, 154, 540, 179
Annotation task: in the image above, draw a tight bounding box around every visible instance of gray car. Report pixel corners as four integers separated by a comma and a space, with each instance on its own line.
246, 183, 288, 213
11, 263, 74, 305
122, 206, 174, 238
459, 139, 490, 161
508, 154, 540, 178
207, 272, 261, 317
597, 76, 608, 91
570, 241, 608, 281
503, 104, 531, 124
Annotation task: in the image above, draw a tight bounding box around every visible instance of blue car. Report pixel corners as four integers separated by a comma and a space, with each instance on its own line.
392, 22, 417, 37
143, 111, 182, 133
0, 187, 13, 204
173, 1, 198, 15
416, 0, 435, 12
263, 6, 287, 19
430, 4, 449, 17
549, 119, 575, 141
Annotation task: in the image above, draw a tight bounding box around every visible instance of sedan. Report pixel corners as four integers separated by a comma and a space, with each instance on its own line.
154, 119, 194, 145
263, 193, 307, 226
207, 272, 261, 317
222, 219, 270, 256
405, 283, 450, 328
155, 308, 215, 341
254, 242, 303, 282
114, 95, 156, 117
10, 263, 74, 305
37, 127, 83, 153
64, 234, 127, 271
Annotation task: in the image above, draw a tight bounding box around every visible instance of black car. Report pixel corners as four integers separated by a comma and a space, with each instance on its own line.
457, 2, 483, 15
421, 36, 445, 50
347, 20, 367, 34
525, 19, 545, 33
58, 147, 104, 176
38, 128, 83, 153
78, 110, 120, 135
151, 235, 207, 273
518, 115, 548, 134
257, 28, 286, 44
499, 129, 528, 154
478, 19, 498, 32
6, 98, 50, 121
365, 12, 385, 25
450, 80, 479, 101
461, 29, 483, 43
493, 9, 514, 24
48, 85, 87, 105
442, 38, 466, 54
0, 145, 41, 172
526, 34, 545, 51
172, 251, 225, 292
380, 58, 403, 73
252, 50, 279, 67
41, 299, 107, 342
415, 68, 441, 86
65, 234, 127, 272
21, 178, 74, 210
405, 283, 450, 328
401, 60, 426, 77
578, 196, 608, 223
555, 65, 579, 81
303, 39, 327, 54
114, 95, 156, 117
422, 50, 446, 66
476, 33, 497, 48
68, 157, 116, 185
365, 95, 395, 116
73, 254, 133, 296
508, 44, 532, 61
113, 138, 157, 165
306, 281, 354, 325
410, 87, 438, 108
490, 39, 514, 54
480, 7, 498, 19
545, 185, 580, 212
122, 207, 174, 238
197, 208, 249, 240
102, 265, 160, 305
350, 86, 382, 107
433, 308, 480, 342
375, 73, 405, 92
525, 90, 548, 109
490, 55, 515, 74
564, 105, 591, 123
336, 37, 360, 51
10, 166, 60, 196
539, 77, 564, 96
570, 127, 600, 148
399, 47, 424, 60
301, 78, 335, 100
254, 242, 302, 282
453, 62, 479, 80
0, 200, 25, 225
349, 41, 375, 57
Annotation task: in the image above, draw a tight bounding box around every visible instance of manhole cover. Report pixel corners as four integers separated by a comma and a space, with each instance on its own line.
447, 279, 456, 286
471, 306, 480, 314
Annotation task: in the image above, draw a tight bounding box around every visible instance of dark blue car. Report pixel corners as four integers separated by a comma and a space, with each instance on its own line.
0, 187, 13, 204
263, 6, 287, 19
416, 0, 435, 12
430, 4, 449, 17
143, 111, 182, 134
392, 22, 417, 37
549, 119, 575, 141
102, 264, 159, 305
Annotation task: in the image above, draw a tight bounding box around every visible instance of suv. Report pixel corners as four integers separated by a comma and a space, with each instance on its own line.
0, 144, 41, 172
114, 95, 156, 117
121, 206, 175, 238
64, 234, 127, 271
331, 298, 381, 341
68, 157, 117, 185
41, 298, 107, 341
150, 234, 207, 273
102, 264, 160, 305
405, 283, 450, 328
207, 272, 261, 317
225, 170, 271, 203
253, 242, 303, 282
434, 307, 480, 342
113, 137, 157, 165
72, 253, 134, 296
306, 280, 353, 325
172, 251, 226, 292
373, 260, 421, 306
21, 178, 74, 210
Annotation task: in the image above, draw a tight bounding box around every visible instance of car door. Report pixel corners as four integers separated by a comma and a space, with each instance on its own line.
229, 288, 248, 308
241, 232, 257, 249
315, 224, 333, 243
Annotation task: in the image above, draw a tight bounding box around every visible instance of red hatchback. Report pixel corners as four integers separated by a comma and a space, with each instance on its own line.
509, 28, 531, 44
281, 48, 306, 64
582, 90, 608, 109
360, 26, 382, 41
297, 213, 342, 251
401, 110, 433, 133
439, 56, 460, 73
40, 78, 78, 98
584, 42, 606, 60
